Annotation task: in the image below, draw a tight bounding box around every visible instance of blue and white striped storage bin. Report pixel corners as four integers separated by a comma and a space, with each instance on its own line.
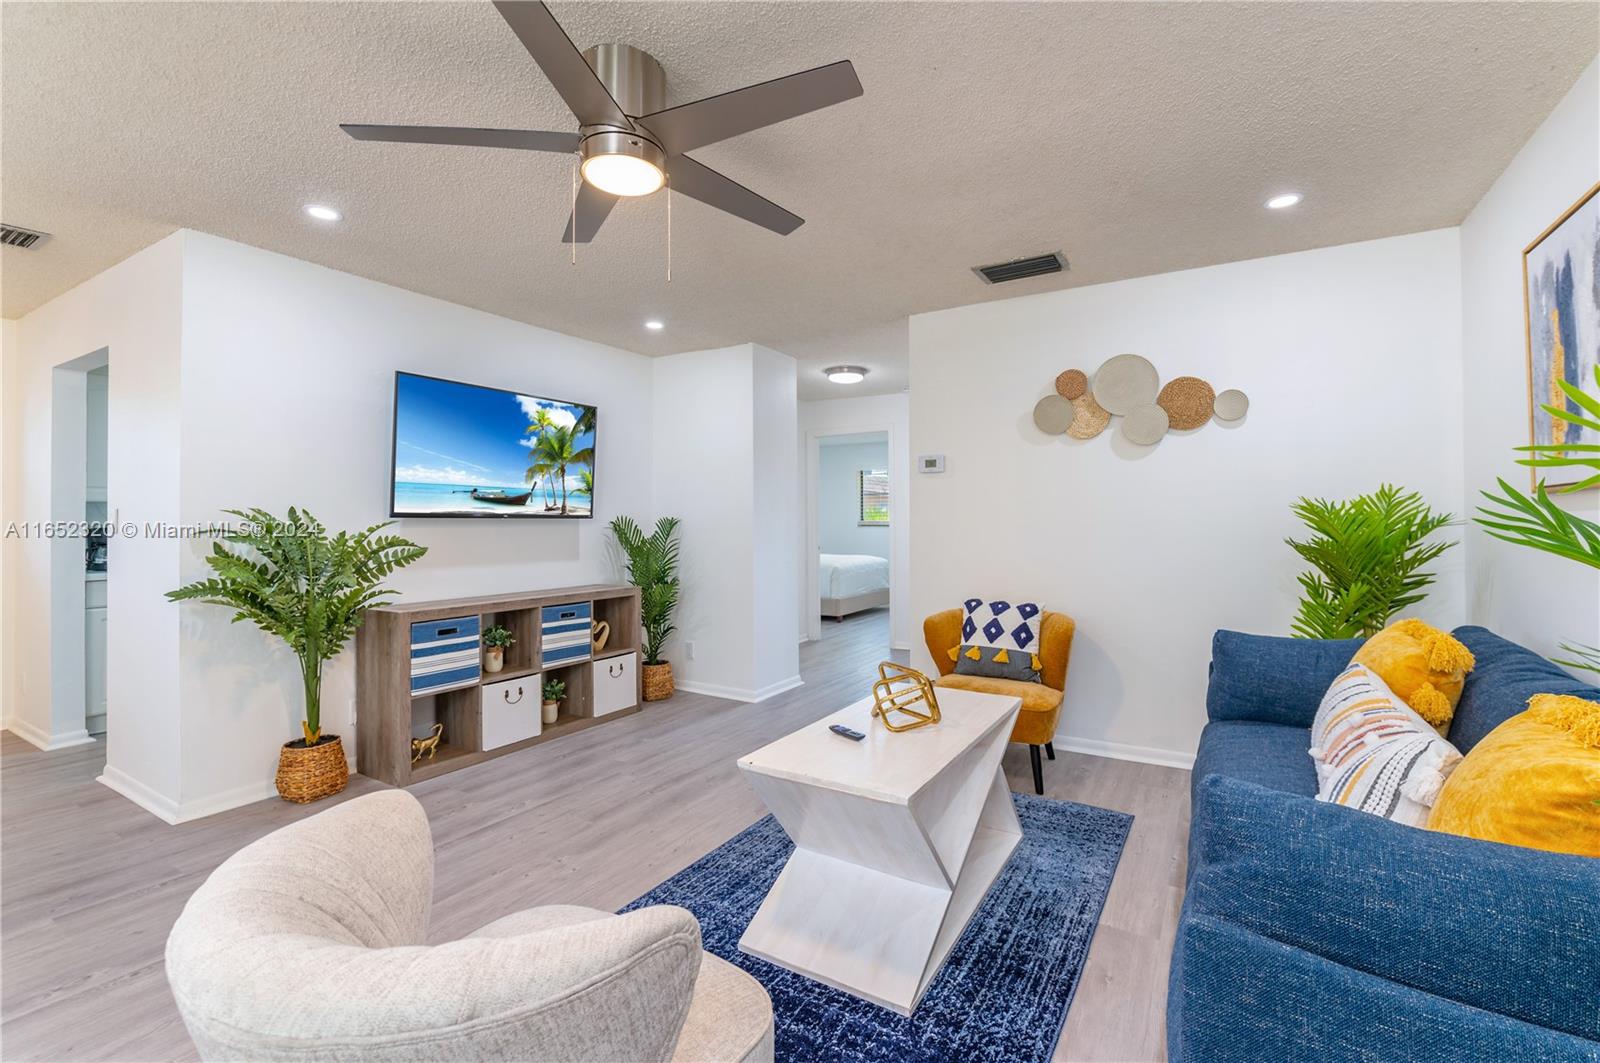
410, 615, 481, 696
541, 602, 592, 668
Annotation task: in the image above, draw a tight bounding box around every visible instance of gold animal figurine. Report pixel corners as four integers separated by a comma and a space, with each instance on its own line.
411, 722, 444, 763
870, 661, 942, 732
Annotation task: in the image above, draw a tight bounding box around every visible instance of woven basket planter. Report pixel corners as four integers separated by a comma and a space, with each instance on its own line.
275, 735, 349, 804
642, 662, 675, 702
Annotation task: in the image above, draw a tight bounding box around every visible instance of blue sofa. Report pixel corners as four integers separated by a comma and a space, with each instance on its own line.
1169, 626, 1600, 1062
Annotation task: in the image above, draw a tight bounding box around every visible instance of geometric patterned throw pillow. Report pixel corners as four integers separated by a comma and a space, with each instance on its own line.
1310, 662, 1463, 828
950, 598, 1043, 682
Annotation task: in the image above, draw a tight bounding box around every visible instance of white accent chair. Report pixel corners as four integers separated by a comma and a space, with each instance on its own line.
165, 790, 774, 1062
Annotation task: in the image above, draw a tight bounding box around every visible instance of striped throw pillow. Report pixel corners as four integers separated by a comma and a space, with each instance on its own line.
1309, 663, 1463, 827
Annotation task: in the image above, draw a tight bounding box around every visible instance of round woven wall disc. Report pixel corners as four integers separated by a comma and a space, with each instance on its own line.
1092, 354, 1159, 415
1067, 393, 1111, 439
1055, 369, 1088, 400
1122, 403, 1170, 445
1033, 394, 1074, 435
1157, 377, 1216, 430
1213, 388, 1250, 421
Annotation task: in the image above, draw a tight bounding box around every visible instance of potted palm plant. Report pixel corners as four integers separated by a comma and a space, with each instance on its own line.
482, 624, 515, 673
167, 507, 426, 803
610, 515, 681, 701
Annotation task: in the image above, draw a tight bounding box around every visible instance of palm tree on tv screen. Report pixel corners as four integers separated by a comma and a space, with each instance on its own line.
527, 425, 579, 514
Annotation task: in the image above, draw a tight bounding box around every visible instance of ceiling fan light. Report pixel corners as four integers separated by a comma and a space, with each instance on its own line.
824, 365, 868, 384
581, 152, 664, 197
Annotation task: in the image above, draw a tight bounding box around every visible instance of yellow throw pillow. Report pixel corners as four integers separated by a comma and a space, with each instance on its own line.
1427, 693, 1600, 858
1351, 618, 1475, 734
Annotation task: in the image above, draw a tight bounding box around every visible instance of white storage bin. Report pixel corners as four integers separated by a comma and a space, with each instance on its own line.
592, 653, 637, 717
481, 675, 540, 750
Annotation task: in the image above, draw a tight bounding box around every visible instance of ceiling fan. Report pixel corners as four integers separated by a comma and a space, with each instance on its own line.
342, 1, 862, 243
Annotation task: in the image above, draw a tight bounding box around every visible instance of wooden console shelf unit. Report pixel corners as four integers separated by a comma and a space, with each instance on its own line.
356, 583, 642, 786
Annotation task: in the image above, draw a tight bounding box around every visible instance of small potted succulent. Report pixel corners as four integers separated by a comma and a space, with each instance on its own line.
482, 624, 515, 673
541, 677, 566, 724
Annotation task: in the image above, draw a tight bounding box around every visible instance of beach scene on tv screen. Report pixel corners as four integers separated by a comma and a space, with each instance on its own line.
392, 373, 594, 516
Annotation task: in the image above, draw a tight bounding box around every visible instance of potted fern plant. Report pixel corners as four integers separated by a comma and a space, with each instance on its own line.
482, 624, 515, 673
167, 507, 426, 803
610, 515, 681, 701
1285, 485, 1456, 639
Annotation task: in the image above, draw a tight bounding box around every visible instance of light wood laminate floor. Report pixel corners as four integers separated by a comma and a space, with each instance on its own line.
1, 610, 1189, 1062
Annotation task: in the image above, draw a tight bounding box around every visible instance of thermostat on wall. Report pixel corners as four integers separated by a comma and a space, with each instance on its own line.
918, 454, 945, 473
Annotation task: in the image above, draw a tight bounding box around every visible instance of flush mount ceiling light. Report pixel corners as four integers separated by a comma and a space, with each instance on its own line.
644, 319, 665, 330
341, 2, 862, 243
1265, 193, 1303, 210
824, 365, 868, 384
304, 204, 342, 221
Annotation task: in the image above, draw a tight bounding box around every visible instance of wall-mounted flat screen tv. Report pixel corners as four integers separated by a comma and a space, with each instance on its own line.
390, 371, 595, 519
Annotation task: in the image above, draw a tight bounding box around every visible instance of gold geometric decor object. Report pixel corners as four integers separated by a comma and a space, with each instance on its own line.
870, 661, 943, 732
1055, 369, 1088, 399
1157, 376, 1216, 430
1067, 393, 1111, 439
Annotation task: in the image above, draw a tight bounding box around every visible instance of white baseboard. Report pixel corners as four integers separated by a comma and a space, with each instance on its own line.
97, 765, 182, 824
890, 641, 912, 652
99, 765, 282, 824
1055, 735, 1196, 770
675, 674, 804, 704
2, 719, 97, 752
174, 779, 282, 822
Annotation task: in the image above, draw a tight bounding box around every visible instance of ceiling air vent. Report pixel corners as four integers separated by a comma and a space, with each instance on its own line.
1, 224, 50, 249
972, 251, 1067, 285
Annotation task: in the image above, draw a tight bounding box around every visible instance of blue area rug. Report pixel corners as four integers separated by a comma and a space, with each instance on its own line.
623, 792, 1133, 1062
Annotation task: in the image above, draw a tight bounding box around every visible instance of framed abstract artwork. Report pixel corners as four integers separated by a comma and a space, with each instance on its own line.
1524, 181, 1600, 489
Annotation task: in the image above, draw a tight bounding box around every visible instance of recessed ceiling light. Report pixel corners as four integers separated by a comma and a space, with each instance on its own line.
304, 204, 342, 221
644, 319, 665, 331
1265, 193, 1302, 210
824, 365, 868, 384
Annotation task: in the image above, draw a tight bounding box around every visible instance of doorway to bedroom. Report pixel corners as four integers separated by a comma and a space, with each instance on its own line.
810, 431, 892, 642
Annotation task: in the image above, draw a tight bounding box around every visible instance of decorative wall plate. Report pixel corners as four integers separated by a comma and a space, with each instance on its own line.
1122, 403, 1170, 445
1033, 394, 1074, 434
1157, 377, 1216, 430
1054, 369, 1088, 399
1213, 388, 1250, 421
1067, 393, 1111, 439
1091, 354, 1159, 415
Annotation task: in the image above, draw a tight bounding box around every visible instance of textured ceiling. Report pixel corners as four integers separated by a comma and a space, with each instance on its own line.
3, 2, 1595, 399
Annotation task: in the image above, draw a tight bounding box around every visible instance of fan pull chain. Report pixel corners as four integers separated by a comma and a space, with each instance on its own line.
666, 174, 672, 283
570, 153, 578, 266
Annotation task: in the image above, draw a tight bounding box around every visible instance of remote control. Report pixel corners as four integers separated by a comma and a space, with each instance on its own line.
829, 724, 866, 741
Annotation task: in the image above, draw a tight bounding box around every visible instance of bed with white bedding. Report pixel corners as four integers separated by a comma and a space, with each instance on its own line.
819, 553, 890, 620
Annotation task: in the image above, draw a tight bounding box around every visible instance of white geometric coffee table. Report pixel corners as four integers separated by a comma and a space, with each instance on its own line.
736, 687, 1023, 1015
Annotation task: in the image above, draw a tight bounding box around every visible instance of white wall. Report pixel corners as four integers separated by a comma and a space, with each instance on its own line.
651, 345, 757, 697
4, 234, 186, 819
171, 233, 658, 817
1461, 59, 1600, 664
910, 229, 1466, 765
652, 342, 801, 701
818, 439, 891, 557
750, 345, 802, 698
799, 393, 912, 649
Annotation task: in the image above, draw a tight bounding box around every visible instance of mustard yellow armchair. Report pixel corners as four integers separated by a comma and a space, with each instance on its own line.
923, 608, 1075, 794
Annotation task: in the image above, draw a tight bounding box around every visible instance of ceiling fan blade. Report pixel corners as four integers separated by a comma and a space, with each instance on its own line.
637, 60, 862, 153
491, 1, 627, 127
667, 154, 802, 236
562, 181, 619, 243
341, 125, 580, 153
